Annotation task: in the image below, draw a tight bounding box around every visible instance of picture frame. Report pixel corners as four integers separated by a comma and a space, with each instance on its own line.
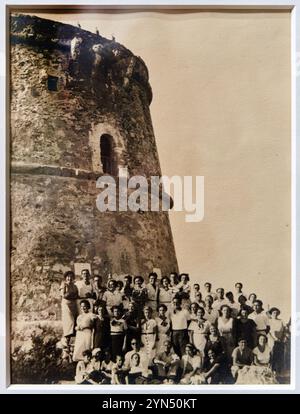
1, 0, 299, 394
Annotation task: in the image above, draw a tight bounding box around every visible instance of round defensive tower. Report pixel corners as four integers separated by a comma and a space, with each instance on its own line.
10, 14, 178, 324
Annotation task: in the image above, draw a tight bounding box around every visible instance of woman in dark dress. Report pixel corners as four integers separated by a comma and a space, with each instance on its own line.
131, 276, 148, 321
93, 303, 111, 350
235, 307, 257, 349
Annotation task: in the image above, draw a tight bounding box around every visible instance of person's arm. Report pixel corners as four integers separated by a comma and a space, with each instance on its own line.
204, 362, 220, 380
153, 323, 158, 349
122, 322, 127, 353
232, 349, 243, 368
188, 329, 194, 345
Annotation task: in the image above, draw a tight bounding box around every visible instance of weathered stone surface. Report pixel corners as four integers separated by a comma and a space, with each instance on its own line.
10, 14, 178, 326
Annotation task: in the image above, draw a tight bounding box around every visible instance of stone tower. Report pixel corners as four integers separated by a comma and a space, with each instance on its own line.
10, 14, 178, 323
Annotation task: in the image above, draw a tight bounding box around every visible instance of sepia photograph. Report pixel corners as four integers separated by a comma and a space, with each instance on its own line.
9, 6, 292, 387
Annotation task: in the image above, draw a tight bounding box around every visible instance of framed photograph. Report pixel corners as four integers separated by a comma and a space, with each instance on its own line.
1, 0, 299, 394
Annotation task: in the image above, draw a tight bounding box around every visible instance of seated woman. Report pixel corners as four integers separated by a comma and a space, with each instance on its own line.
204, 325, 226, 359
75, 350, 93, 384
248, 334, 277, 384
88, 348, 102, 383
231, 338, 253, 382
203, 348, 224, 384
111, 355, 129, 385
128, 353, 151, 384
179, 343, 205, 384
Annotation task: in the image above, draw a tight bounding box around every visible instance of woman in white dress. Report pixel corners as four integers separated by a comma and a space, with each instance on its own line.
268, 307, 285, 374
140, 306, 157, 362
188, 307, 210, 356
60, 271, 78, 345
73, 300, 96, 362
179, 343, 205, 384
155, 304, 171, 350
217, 305, 236, 363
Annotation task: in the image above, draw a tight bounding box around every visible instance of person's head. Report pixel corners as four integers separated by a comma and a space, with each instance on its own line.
161, 276, 170, 288
124, 275, 132, 286
149, 272, 158, 285
128, 301, 136, 313
134, 276, 144, 287
190, 302, 199, 314
81, 269, 91, 283
238, 338, 247, 350
216, 288, 224, 299
96, 303, 106, 316
253, 300, 263, 313
82, 349, 92, 363
225, 291, 234, 303
193, 283, 200, 291
197, 307, 205, 320
64, 271, 75, 284
179, 273, 189, 284
93, 275, 102, 287
195, 292, 203, 302
143, 306, 152, 319
172, 296, 181, 310
112, 305, 121, 319
207, 348, 216, 360
116, 280, 124, 291
204, 282, 212, 291
116, 355, 124, 367
239, 306, 249, 319
169, 272, 178, 285
269, 307, 281, 319
80, 299, 90, 313
205, 295, 213, 307
107, 279, 116, 291
131, 352, 140, 367
104, 349, 111, 362
248, 293, 257, 303
235, 282, 243, 292
185, 343, 195, 357
158, 304, 167, 317
92, 348, 101, 361
238, 295, 247, 305
163, 339, 172, 353
130, 338, 140, 352
209, 324, 218, 336
258, 334, 267, 347
220, 304, 231, 318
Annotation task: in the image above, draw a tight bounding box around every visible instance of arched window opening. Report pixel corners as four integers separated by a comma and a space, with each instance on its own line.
100, 134, 116, 175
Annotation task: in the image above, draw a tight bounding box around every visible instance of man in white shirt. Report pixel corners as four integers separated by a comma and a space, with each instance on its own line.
248, 300, 270, 334
124, 339, 149, 371
203, 282, 217, 301
170, 296, 190, 357
212, 288, 227, 311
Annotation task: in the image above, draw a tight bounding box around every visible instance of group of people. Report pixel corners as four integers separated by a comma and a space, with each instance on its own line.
59, 269, 290, 385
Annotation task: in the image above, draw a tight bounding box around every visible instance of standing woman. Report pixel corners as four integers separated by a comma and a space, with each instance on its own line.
188, 307, 210, 356
247, 293, 257, 309
110, 305, 127, 362
131, 276, 148, 321
155, 304, 171, 350
158, 277, 173, 315
217, 305, 236, 363
93, 303, 111, 351
268, 307, 285, 374
60, 271, 78, 348
236, 307, 257, 349
140, 306, 157, 362
73, 300, 96, 361
145, 272, 159, 315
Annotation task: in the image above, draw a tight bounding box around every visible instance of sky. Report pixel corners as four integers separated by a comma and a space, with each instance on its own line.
30, 10, 291, 320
